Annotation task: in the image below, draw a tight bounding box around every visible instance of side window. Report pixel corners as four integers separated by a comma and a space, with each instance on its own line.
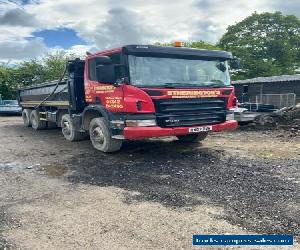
109, 53, 121, 64
88, 59, 97, 81
88, 53, 121, 81
109, 53, 122, 79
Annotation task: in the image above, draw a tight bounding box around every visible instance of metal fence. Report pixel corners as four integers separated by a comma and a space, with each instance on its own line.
255, 93, 296, 108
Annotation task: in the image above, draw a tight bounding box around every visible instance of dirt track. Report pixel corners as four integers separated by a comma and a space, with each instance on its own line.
0, 116, 299, 250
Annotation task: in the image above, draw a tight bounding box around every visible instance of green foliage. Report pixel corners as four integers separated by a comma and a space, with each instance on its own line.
155, 40, 220, 50
14, 60, 45, 86
0, 51, 78, 99
0, 65, 16, 99
218, 12, 300, 80
43, 51, 77, 81
184, 41, 220, 50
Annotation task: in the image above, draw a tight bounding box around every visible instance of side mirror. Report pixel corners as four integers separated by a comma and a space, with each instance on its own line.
230, 57, 241, 69
96, 65, 116, 84
216, 62, 227, 72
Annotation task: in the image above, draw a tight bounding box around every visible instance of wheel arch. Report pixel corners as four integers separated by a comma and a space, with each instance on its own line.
82, 105, 110, 130
57, 109, 68, 127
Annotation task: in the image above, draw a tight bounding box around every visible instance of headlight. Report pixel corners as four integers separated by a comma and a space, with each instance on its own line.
126, 119, 157, 127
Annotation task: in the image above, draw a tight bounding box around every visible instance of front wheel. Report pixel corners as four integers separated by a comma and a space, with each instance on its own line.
89, 117, 122, 153
176, 132, 208, 142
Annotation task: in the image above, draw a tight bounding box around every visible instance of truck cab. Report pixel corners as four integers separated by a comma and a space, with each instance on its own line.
19, 44, 238, 152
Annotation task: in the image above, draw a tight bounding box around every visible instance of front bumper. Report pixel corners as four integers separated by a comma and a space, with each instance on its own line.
123, 120, 238, 140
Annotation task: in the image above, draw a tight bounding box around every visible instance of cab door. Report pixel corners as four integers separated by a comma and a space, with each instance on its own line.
84, 53, 125, 112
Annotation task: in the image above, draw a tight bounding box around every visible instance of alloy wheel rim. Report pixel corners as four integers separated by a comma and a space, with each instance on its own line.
32, 116, 37, 127
92, 126, 104, 145
62, 120, 71, 135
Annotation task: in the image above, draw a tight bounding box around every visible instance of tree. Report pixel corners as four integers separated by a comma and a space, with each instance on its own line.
43, 51, 76, 81
0, 65, 16, 99
0, 51, 78, 99
155, 40, 220, 50
183, 41, 220, 50
14, 59, 46, 87
218, 12, 300, 79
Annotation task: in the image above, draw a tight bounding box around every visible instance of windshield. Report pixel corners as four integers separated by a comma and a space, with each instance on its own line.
128, 55, 231, 88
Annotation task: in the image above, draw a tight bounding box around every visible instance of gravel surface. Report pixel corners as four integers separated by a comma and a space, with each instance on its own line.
0, 116, 299, 249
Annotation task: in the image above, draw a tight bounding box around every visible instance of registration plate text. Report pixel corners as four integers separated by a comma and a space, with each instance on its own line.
189, 126, 212, 133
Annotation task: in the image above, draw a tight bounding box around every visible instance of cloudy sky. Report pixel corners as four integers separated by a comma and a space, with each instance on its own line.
0, 0, 299, 61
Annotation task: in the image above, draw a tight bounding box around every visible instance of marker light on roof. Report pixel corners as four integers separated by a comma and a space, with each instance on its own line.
174, 41, 184, 47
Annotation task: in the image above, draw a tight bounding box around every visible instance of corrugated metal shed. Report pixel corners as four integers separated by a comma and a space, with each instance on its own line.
232, 74, 300, 105
232, 74, 300, 84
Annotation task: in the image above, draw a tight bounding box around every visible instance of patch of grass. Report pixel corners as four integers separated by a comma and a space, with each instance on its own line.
256, 150, 275, 158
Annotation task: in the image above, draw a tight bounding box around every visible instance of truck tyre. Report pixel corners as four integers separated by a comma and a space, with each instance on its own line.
176, 132, 208, 142
22, 109, 31, 127
61, 114, 86, 141
89, 117, 122, 153
30, 110, 47, 130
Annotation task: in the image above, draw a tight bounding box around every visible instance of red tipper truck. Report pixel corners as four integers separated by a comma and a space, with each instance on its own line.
18, 44, 238, 152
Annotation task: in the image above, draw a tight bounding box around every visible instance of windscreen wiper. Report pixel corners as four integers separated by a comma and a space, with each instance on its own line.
163, 82, 225, 88
163, 83, 182, 88
203, 83, 226, 88
201, 80, 226, 88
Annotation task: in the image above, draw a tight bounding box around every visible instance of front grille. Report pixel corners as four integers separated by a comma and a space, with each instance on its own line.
154, 98, 227, 127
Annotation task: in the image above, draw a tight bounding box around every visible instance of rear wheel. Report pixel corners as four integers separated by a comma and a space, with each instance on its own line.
176, 132, 208, 142
89, 117, 122, 153
61, 114, 86, 141
30, 110, 47, 130
22, 109, 31, 127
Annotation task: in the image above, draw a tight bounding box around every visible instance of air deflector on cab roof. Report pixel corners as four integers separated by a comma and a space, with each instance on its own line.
122, 45, 233, 60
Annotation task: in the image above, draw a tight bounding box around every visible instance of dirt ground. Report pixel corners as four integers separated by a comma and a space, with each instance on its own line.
0, 116, 299, 250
